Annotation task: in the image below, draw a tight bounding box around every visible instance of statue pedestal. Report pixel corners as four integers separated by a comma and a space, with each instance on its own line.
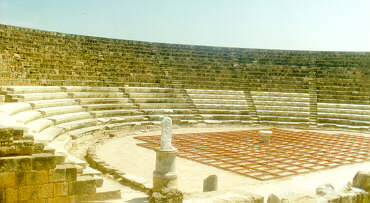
152, 148, 178, 192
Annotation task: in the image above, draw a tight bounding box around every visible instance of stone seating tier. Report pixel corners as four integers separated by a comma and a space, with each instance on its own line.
0, 85, 369, 159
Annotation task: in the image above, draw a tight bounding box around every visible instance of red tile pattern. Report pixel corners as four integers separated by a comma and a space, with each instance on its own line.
135, 129, 370, 180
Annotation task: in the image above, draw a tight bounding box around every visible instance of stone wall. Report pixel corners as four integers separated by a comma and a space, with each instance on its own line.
0, 24, 369, 104
0, 127, 117, 202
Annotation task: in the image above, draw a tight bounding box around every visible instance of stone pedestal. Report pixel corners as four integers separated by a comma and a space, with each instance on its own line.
152, 148, 178, 192
260, 130, 272, 144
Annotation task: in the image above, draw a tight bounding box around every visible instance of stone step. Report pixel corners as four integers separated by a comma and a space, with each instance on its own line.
82, 103, 137, 111
11, 110, 43, 124
132, 97, 188, 103
28, 98, 78, 109
0, 102, 32, 115
317, 103, 370, 110
253, 100, 309, 107
201, 114, 251, 120
203, 120, 253, 124
27, 118, 54, 133
318, 108, 370, 115
318, 99, 369, 105
128, 92, 183, 98
318, 118, 370, 126
255, 105, 310, 112
48, 112, 93, 125
188, 93, 246, 100
141, 109, 195, 115
8, 92, 71, 101
257, 110, 310, 117
57, 118, 97, 131
195, 104, 249, 110
318, 113, 370, 121
68, 125, 103, 139
259, 120, 309, 126
92, 109, 141, 117
197, 109, 250, 114
77, 98, 130, 104
186, 89, 245, 95
33, 126, 65, 144
62, 86, 121, 92
124, 86, 182, 93
252, 95, 310, 102
317, 123, 369, 130
97, 115, 147, 123
4, 86, 64, 94
156, 114, 200, 120
69, 92, 125, 98
137, 103, 192, 109
106, 121, 157, 129
38, 105, 85, 117
259, 116, 310, 122
192, 99, 248, 105
251, 91, 310, 97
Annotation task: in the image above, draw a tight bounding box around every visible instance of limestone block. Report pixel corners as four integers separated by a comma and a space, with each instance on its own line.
15, 171, 26, 186
353, 170, 370, 192
0, 156, 32, 172
54, 182, 68, 197
19, 185, 40, 200
26, 170, 48, 185
31, 153, 57, 170
0, 95, 5, 103
316, 184, 335, 196
38, 183, 54, 199
65, 165, 77, 181
0, 128, 23, 140
5, 187, 18, 202
69, 177, 96, 195
267, 194, 289, 203
49, 167, 66, 183
203, 175, 218, 192
0, 172, 16, 188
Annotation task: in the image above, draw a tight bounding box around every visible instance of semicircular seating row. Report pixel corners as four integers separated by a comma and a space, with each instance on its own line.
0, 86, 369, 150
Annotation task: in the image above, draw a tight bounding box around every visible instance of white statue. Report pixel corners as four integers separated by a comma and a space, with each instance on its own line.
160, 116, 175, 150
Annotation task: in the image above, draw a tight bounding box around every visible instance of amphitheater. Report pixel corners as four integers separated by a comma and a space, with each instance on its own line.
0, 24, 369, 202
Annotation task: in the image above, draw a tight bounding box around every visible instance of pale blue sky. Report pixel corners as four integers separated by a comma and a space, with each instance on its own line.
1, 0, 369, 51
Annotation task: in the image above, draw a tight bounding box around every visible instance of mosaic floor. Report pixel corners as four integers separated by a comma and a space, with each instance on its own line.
135, 128, 370, 180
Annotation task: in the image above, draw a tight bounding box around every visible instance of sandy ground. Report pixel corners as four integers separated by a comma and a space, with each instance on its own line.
95, 124, 370, 199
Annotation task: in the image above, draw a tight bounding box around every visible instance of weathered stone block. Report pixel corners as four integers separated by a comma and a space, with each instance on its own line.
69, 177, 96, 195
19, 185, 39, 200
0, 128, 23, 140
5, 187, 18, 202
15, 171, 26, 186
49, 167, 66, 183
32, 153, 56, 170
65, 165, 77, 181
353, 171, 370, 192
0, 172, 16, 188
54, 182, 68, 197
26, 170, 48, 185
267, 194, 289, 203
203, 175, 218, 192
0, 156, 32, 172
38, 183, 54, 199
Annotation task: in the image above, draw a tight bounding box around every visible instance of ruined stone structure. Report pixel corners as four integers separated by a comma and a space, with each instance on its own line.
0, 127, 120, 202
0, 24, 369, 202
1, 24, 369, 130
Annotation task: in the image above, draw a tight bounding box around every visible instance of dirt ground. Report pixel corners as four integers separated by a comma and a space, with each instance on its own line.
93, 124, 370, 199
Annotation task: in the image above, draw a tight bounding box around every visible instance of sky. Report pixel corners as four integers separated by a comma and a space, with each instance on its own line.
0, 0, 370, 52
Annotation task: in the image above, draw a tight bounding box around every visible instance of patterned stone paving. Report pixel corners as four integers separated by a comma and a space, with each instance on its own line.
135, 128, 370, 180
